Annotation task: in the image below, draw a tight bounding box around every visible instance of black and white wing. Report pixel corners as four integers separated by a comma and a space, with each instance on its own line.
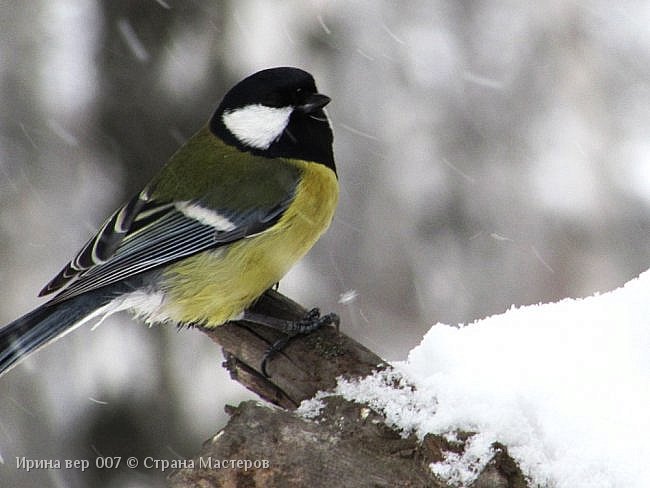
40, 186, 294, 304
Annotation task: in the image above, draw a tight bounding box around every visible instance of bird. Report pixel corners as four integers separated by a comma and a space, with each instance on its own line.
0, 67, 339, 378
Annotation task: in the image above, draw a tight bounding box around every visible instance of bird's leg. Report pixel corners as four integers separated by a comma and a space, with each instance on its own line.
242, 307, 340, 377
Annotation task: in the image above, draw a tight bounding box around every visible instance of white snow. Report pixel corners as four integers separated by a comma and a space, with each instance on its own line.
327, 269, 650, 487
296, 397, 326, 420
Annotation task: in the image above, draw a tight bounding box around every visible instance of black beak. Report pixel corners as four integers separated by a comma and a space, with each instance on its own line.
296, 93, 331, 113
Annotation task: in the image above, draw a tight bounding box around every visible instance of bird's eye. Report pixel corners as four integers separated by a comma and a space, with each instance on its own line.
291, 87, 305, 105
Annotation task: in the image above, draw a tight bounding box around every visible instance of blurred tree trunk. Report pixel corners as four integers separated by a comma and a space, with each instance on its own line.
96, 0, 230, 192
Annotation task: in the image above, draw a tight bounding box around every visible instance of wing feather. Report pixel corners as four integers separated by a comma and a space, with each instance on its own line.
42, 181, 296, 304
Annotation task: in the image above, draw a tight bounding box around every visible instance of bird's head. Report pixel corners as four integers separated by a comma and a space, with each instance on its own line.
211, 67, 335, 171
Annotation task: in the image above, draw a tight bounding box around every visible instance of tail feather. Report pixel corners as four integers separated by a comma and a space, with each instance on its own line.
0, 293, 112, 377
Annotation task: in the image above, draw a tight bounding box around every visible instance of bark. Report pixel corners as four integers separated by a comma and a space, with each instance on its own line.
168, 290, 528, 488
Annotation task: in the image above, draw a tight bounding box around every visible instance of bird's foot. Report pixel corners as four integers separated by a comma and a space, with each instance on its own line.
242, 308, 339, 377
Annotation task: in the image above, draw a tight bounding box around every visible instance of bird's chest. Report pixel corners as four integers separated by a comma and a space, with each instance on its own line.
158, 162, 338, 326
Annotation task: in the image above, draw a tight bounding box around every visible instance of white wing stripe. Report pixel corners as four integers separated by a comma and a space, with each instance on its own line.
134, 202, 175, 221
175, 202, 237, 232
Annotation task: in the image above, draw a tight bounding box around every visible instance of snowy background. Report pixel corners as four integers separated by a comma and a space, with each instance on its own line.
325, 270, 649, 488
0, 1, 649, 487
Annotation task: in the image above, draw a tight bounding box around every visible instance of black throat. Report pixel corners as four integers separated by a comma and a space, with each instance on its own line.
210, 108, 337, 176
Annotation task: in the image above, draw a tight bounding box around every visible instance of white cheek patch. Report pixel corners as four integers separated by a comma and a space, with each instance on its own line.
222, 104, 293, 150
175, 202, 237, 232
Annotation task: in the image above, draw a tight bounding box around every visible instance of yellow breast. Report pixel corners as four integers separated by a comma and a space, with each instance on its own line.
159, 160, 339, 326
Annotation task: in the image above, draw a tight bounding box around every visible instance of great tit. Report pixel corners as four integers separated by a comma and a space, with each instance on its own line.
0, 67, 339, 377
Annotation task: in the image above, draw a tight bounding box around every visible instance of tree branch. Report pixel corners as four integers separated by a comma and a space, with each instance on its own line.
168, 290, 528, 488
200, 289, 387, 409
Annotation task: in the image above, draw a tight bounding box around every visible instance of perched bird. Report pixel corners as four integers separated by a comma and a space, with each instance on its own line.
0, 67, 339, 377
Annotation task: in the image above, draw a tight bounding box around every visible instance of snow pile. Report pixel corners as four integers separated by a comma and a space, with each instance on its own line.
333, 270, 650, 487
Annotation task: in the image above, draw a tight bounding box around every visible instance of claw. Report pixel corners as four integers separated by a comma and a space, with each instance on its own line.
303, 308, 321, 322
327, 312, 340, 334
258, 309, 340, 377
261, 336, 290, 377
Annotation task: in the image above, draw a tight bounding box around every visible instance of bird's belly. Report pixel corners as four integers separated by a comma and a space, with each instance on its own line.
158, 162, 338, 326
